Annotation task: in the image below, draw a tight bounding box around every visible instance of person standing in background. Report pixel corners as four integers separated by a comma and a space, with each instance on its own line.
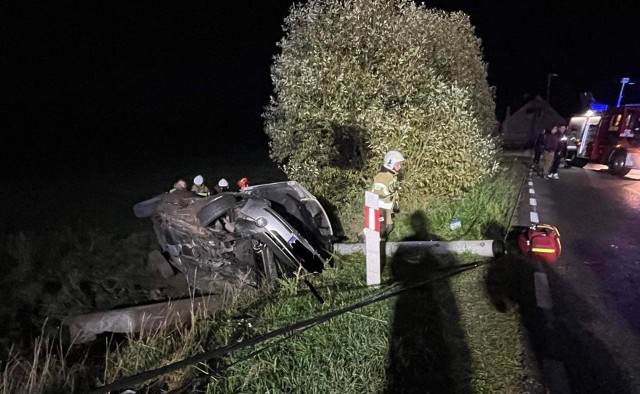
544, 126, 561, 179
548, 125, 566, 179
532, 128, 547, 176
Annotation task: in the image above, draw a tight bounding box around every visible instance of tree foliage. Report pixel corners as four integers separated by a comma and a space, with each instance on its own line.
264, 0, 499, 223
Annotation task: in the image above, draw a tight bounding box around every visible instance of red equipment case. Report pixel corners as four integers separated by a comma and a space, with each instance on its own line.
518, 224, 561, 263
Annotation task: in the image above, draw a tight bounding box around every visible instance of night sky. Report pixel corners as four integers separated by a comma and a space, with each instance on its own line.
4, 1, 640, 174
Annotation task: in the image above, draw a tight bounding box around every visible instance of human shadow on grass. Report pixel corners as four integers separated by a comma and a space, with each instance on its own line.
484, 223, 635, 393
384, 211, 472, 394
482, 223, 547, 392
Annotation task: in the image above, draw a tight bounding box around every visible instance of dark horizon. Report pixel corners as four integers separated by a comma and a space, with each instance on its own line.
4, 1, 640, 174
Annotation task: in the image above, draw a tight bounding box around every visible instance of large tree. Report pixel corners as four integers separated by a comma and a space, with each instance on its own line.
264, 0, 499, 230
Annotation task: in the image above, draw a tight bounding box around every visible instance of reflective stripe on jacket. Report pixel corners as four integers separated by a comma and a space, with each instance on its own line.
191, 184, 211, 197
372, 170, 398, 210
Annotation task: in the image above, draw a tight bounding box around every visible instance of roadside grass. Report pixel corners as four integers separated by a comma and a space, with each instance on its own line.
203, 254, 522, 393
0, 333, 95, 394
338, 158, 524, 242
96, 252, 523, 393
453, 261, 523, 392
102, 292, 232, 391
2, 156, 528, 393
391, 164, 523, 242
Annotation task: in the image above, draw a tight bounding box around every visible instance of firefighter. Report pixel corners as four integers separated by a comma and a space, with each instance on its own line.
373, 150, 405, 238
169, 179, 187, 193
214, 178, 229, 194
237, 177, 250, 191
191, 175, 211, 196
356, 150, 406, 243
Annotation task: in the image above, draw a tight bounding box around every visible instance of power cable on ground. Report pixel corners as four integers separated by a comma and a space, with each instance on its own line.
504, 159, 530, 243
91, 259, 488, 394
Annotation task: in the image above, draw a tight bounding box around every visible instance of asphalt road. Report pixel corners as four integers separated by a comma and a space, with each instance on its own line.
521, 161, 640, 393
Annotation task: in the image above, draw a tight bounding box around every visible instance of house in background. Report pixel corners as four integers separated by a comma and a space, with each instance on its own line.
500, 95, 566, 149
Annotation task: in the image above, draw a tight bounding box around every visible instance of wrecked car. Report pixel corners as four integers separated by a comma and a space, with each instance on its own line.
133, 181, 334, 292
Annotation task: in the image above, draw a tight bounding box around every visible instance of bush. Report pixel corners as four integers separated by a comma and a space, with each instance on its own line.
264, 0, 500, 232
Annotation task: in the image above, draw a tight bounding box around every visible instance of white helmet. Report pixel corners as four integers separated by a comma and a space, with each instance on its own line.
193, 175, 204, 186
218, 178, 229, 188
383, 150, 405, 171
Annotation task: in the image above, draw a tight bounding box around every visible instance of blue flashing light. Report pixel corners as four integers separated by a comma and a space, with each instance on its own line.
591, 102, 608, 112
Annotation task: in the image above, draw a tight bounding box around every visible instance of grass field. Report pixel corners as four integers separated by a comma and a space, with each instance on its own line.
96, 252, 523, 393
1, 151, 528, 393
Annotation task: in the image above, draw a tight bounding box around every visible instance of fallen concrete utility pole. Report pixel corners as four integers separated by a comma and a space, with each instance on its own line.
333, 240, 504, 257
63, 240, 501, 344
62, 294, 226, 344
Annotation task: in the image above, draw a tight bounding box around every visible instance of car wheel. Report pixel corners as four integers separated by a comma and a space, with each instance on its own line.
610, 151, 631, 176
197, 194, 240, 226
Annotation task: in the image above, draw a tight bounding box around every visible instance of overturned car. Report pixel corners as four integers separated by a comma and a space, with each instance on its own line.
133, 181, 334, 292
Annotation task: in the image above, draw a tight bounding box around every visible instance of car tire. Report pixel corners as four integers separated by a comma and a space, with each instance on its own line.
197, 194, 240, 226
609, 151, 631, 176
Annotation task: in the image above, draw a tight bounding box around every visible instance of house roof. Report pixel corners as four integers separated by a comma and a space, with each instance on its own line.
501, 96, 566, 148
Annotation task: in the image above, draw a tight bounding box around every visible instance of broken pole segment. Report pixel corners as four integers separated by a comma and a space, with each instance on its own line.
364, 191, 381, 286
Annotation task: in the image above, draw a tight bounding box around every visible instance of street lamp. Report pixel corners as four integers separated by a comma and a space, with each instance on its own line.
546, 73, 558, 103
616, 77, 634, 108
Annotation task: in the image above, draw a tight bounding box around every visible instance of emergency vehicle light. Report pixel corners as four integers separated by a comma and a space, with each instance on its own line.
591, 102, 608, 112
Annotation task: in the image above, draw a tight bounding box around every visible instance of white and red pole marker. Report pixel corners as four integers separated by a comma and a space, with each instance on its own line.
364, 191, 381, 285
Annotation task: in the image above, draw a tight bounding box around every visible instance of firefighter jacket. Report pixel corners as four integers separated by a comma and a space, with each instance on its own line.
191, 184, 211, 197
372, 169, 400, 210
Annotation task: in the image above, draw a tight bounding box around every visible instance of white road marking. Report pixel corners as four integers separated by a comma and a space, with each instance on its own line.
525, 175, 570, 394
530, 212, 539, 223
534, 272, 553, 309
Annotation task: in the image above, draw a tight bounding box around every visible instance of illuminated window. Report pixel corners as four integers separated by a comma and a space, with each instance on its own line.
609, 114, 622, 131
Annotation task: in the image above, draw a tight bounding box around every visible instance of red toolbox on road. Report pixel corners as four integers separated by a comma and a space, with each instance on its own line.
518, 224, 561, 263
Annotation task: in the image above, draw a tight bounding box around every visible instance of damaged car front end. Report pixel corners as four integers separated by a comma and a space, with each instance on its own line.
133, 181, 334, 293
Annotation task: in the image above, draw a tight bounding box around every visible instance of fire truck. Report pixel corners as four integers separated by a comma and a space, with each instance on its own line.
570, 105, 640, 176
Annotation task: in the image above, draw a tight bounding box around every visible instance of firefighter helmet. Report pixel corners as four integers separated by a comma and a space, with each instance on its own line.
218, 178, 229, 188
193, 175, 204, 186
383, 151, 405, 171
237, 177, 249, 189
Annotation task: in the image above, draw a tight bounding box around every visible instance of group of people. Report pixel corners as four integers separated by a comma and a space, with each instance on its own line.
169, 176, 250, 196
533, 124, 569, 179
168, 150, 407, 241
